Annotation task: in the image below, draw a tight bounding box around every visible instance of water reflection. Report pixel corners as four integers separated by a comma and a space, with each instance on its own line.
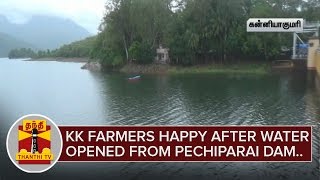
88, 72, 318, 126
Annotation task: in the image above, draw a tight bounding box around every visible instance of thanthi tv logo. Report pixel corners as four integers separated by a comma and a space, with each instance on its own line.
16, 120, 53, 164
7, 114, 62, 173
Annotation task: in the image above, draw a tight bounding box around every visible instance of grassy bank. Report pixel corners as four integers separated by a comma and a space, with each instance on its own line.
120, 63, 170, 74
120, 63, 270, 75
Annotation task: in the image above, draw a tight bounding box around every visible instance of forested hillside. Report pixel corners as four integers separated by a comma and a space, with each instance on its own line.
8, 36, 96, 59
0, 32, 35, 57
50, 36, 96, 58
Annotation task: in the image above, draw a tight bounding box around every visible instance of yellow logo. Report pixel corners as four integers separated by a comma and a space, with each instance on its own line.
16, 120, 53, 163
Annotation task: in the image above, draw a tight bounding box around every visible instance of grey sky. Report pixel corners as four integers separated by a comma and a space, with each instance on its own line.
0, 0, 107, 34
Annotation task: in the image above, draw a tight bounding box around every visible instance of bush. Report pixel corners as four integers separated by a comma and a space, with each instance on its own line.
112, 55, 124, 67
129, 41, 154, 64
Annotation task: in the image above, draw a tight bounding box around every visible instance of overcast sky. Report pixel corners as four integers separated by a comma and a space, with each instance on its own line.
0, 0, 107, 34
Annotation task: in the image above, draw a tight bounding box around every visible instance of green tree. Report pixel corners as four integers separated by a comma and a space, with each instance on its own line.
90, 0, 320, 68
8, 48, 36, 59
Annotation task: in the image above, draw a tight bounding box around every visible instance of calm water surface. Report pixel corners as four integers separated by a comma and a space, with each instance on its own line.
0, 58, 319, 180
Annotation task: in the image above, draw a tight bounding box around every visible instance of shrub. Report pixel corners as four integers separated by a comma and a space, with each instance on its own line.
129, 41, 155, 64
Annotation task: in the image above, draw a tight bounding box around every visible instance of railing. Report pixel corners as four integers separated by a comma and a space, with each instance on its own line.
292, 21, 319, 59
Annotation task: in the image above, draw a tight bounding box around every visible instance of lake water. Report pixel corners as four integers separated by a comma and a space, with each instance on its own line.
0, 57, 319, 180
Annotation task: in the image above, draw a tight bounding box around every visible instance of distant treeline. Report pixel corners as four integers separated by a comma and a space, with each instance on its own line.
8, 36, 96, 59
9, 0, 320, 68
8, 48, 36, 59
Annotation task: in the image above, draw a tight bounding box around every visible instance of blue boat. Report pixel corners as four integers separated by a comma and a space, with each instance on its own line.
128, 75, 141, 80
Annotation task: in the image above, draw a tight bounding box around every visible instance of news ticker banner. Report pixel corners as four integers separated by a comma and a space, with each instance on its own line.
6, 114, 312, 173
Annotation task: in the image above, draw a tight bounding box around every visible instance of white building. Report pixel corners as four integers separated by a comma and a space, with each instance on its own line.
155, 45, 170, 64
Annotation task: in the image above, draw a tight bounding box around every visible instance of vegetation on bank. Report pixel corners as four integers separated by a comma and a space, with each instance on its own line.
8, 0, 320, 73
0, 32, 35, 57
8, 36, 96, 59
8, 48, 36, 59
119, 63, 270, 75
168, 64, 270, 75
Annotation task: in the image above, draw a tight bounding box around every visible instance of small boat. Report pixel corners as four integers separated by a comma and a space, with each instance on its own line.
128, 75, 141, 80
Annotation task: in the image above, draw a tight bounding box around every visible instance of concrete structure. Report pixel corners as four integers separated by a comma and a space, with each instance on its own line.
292, 21, 320, 59
307, 37, 320, 70
314, 47, 320, 74
155, 45, 170, 64
307, 36, 320, 76
274, 21, 320, 72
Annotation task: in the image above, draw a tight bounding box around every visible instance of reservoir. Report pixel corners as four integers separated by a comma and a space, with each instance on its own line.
0, 58, 319, 179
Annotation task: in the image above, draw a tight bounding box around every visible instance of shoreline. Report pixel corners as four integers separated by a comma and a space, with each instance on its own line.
119, 63, 270, 75
27, 57, 89, 63
24, 57, 271, 75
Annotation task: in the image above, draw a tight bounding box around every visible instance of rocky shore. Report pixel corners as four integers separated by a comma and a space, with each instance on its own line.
81, 62, 102, 71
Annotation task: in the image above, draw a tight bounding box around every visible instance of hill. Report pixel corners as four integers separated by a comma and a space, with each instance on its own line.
51, 36, 96, 58
0, 15, 91, 50
0, 32, 35, 57
8, 36, 97, 59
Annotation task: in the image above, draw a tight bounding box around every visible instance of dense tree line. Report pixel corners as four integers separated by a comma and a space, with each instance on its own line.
91, 0, 320, 67
8, 36, 96, 59
8, 48, 36, 59
50, 36, 96, 58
